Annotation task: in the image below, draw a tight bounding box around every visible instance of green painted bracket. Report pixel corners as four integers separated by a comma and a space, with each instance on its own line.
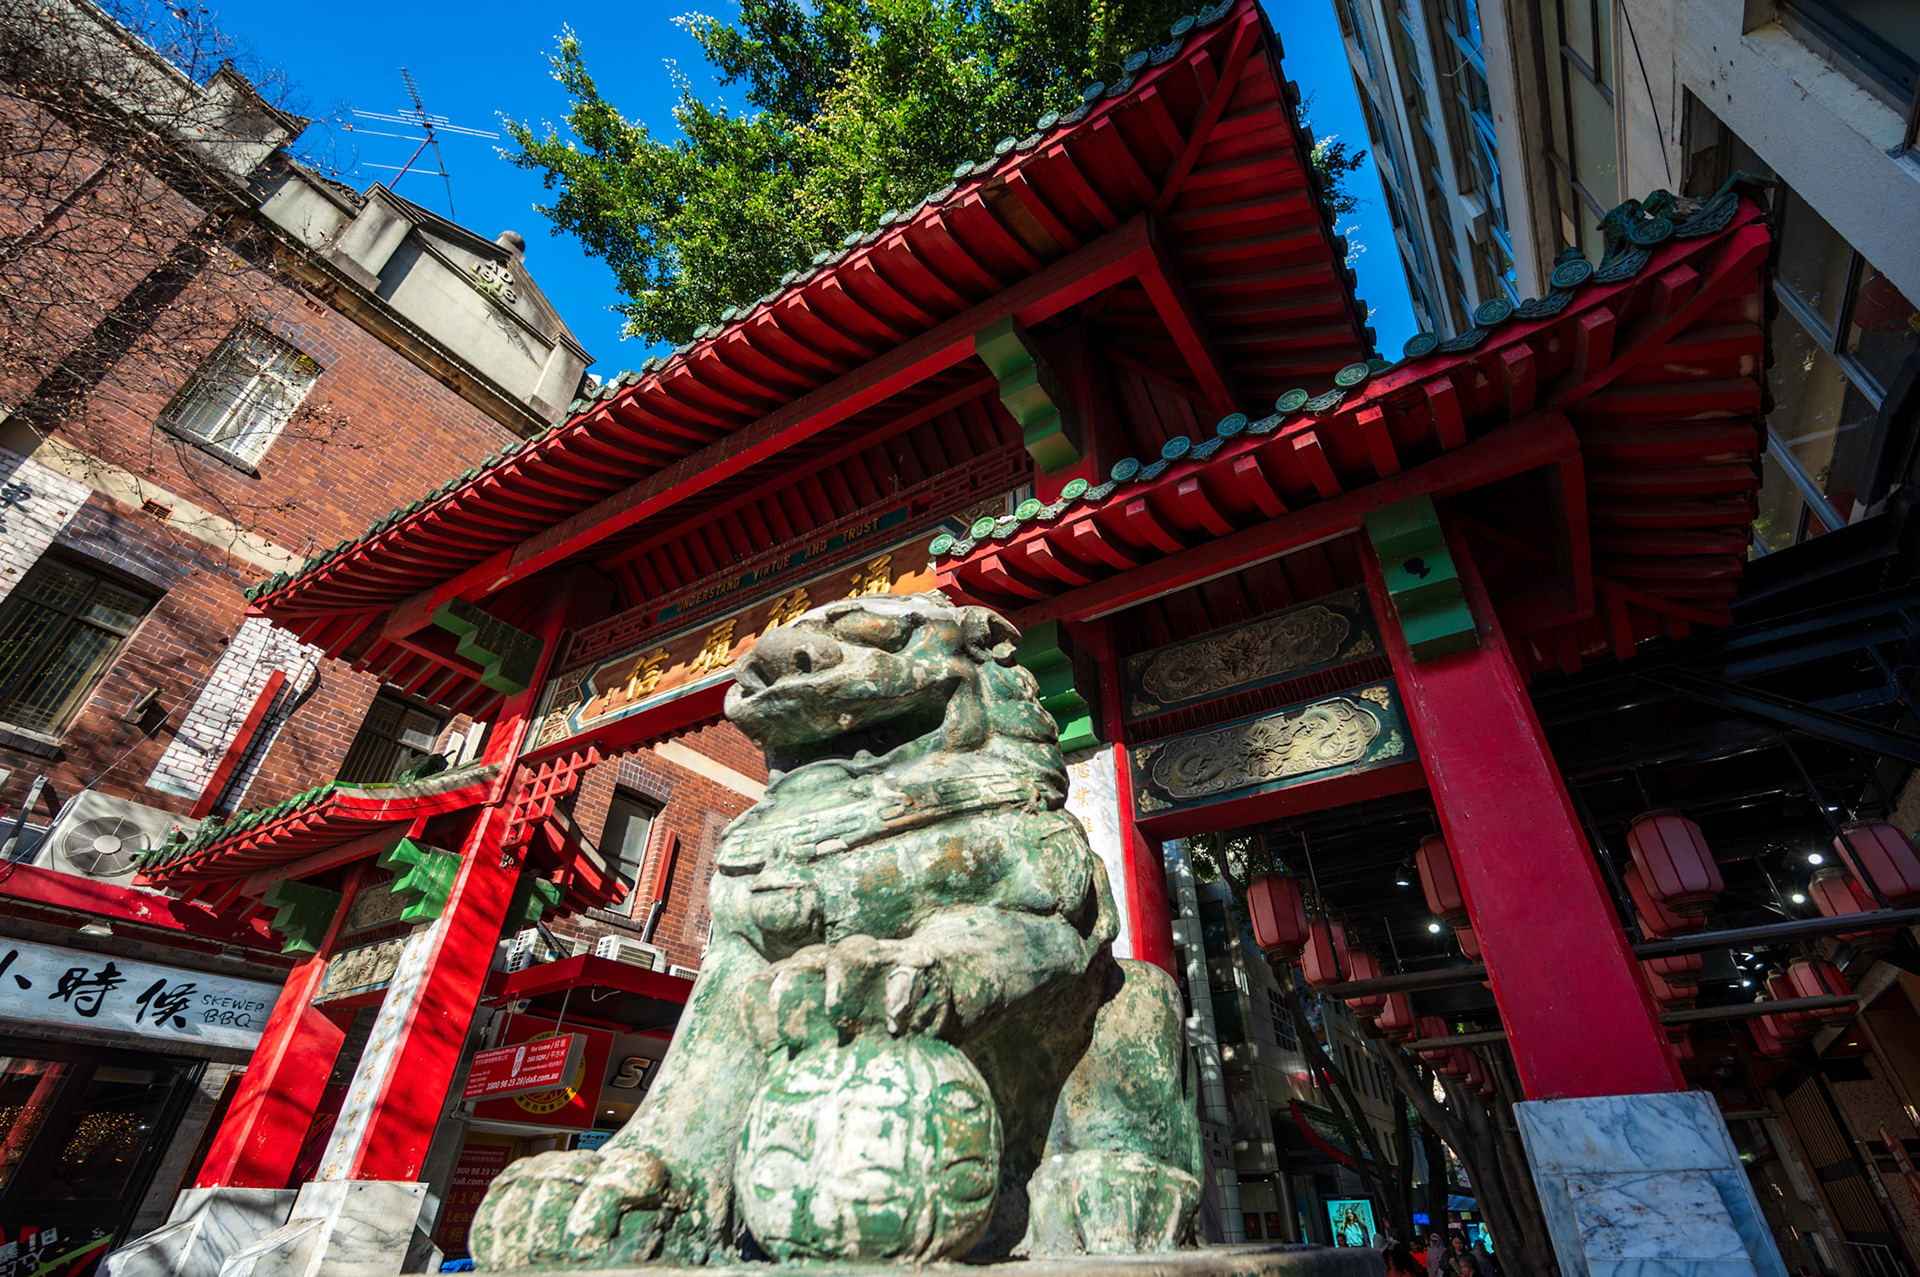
259, 879, 342, 955
1363, 496, 1478, 661
506, 875, 565, 929
431, 599, 542, 694
976, 317, 1081, 473
1017, 620, 1096, 753
378, 837, 462, 923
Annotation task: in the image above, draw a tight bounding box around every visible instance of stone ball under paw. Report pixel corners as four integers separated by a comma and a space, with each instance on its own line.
736, 1034, 1000, 1262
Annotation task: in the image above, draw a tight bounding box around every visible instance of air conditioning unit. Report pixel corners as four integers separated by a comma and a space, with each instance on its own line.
595, 935, 667, 972
669, 965, 700, 981
29, 791, 199, 887
503, 927, 556, 973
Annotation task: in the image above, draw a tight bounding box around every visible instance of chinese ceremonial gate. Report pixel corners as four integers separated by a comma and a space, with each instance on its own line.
115, 2, 1789, 1272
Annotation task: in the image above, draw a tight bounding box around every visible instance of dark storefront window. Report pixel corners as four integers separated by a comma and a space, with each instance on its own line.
336, 692, 447, 785
0, 559, 154, 737
0, 1043, 201, 1277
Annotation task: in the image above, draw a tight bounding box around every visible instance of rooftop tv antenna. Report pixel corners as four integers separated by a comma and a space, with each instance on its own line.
346, 68, 499, 220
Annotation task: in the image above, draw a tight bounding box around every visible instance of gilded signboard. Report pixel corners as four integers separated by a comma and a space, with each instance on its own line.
1130, 684, 1413, 815
1121, 588, 1379, 722
529, 537, 937, 751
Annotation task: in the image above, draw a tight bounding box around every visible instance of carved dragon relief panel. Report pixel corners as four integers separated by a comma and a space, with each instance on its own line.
1121, 587, 1380, 722
1130, 684, 1414, 815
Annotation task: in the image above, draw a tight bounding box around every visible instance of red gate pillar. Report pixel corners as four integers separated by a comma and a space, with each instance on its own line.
1070, 618, 1176, 973
195, 866, 366, 1188
303, 577, 593, 1184
1361, 518, 1679, 1100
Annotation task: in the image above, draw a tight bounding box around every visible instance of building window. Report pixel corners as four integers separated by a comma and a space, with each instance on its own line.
1683, 108, 1920, 552
0, 558, 154, 736
1775, 0, 1920, 109
602, 791, 658, 917
336, 693, 446, 785
162, 325, 319, 467
1267, 988, 1298, 1052
1540, 0, 1619, 260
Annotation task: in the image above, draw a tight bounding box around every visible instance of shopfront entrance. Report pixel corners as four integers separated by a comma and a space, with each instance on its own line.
0, 1042, 205, 1277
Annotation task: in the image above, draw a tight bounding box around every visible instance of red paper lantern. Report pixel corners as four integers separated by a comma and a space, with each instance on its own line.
1345, 948, 1386, 1018
1835, 822, 1920, 908
1416, 833, 1471, 928
1626, 811, 1724, 919
1785, 957, 1852, 1017
1667, 1029, 1695, 1062
1377, 993, 1415, 1041
1476, 1072, 1497, 1097
1759, 1011, 1808, 1043
1456, 924, 1482, 961
1809, 866, 1894, 952
1644, 950, 1702, 989
1247, 874, 1311, 960
1622, 864, 1704, 938
1643, 962, 1697, 1009
1766, 973, 1820, 1035
1750, 1016, 1791, 1057
1463, 1056, 1485, 1091
1416, 1016, 1451, 1063
1442, 1049, 1474, 1079
1302, 920, 1350, 987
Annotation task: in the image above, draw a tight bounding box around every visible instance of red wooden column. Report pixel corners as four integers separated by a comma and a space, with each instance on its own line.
1362, 521, 1680, 1100
196, 863, 366, 1188
1069, 618, 1176, 973
318, 577, 591, 1183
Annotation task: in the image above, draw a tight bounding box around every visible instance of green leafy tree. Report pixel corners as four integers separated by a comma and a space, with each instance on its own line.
506, 0, 1365, 346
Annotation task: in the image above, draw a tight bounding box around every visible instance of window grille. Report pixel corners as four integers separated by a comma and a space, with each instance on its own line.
336, 693, 445, 785
602, 792, 659, 917
162, 325, 319, 466
0, 558, 154, 735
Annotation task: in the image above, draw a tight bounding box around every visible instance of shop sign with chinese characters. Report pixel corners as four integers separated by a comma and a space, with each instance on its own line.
528, 537, 935, 750
0, 938, 278, 1050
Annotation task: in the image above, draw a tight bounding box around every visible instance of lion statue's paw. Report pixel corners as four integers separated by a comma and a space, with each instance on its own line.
469, 1145, 681, 1270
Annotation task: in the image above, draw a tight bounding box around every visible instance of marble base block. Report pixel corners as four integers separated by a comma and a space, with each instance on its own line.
1514, 1091, 1789, 1277
101, 1188, 297, 1277
216, 1180, 429, 1277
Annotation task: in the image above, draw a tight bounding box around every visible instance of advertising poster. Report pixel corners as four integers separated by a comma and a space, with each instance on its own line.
434, 1141, 512, 1260
1326, 1199, 1377, 1248
471, 1021, 611, 1131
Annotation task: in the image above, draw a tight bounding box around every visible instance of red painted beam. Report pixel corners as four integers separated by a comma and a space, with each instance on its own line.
0, 861, 280, 949
380, 218, 1158, 639
189, 670, 286, 821
1006, 410, 1579, 627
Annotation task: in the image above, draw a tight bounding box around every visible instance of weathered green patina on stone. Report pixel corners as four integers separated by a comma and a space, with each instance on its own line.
471, 593, 1201, 1270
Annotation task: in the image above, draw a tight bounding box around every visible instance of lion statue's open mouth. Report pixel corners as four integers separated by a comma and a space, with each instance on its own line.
726, 592, 1022, 777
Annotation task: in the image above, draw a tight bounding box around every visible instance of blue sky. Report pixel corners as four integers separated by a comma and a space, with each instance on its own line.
207, 0, 1417, 373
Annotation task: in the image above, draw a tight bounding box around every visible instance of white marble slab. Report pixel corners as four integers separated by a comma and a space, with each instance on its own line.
215, 1180, 427, 1277
102, 1187, 295, 1277
1515, 1092, 1788, 1277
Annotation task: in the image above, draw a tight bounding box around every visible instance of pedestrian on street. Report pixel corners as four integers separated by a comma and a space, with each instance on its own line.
1424, 1231, 1447, 1277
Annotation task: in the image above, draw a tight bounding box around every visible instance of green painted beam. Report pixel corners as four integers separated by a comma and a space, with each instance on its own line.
1016, 619, 1096, 753
976, 317, 1081, 473
259, 879, 342, 955
1364, 496, 1479, 661
431, 599, 542, 694
379, 837, 462, 923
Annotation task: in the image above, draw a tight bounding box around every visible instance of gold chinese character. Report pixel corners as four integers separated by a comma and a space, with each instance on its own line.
623, 647, 670, 701
848, 554, 892, 597
763, 588, 810, 632
690, 619, 738, 676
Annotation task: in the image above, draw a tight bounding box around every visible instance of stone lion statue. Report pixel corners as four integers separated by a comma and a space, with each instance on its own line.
471, 592, 1200, 1269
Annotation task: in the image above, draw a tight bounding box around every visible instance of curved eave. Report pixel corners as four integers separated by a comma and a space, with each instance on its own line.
246, 0, 1367, 643
939, 198, 1775, 679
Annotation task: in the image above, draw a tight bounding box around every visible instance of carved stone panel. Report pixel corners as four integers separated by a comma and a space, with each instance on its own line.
1130, 684, 1414, 815
1122, 588, 1379, 721
316, 936, 409, 1002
